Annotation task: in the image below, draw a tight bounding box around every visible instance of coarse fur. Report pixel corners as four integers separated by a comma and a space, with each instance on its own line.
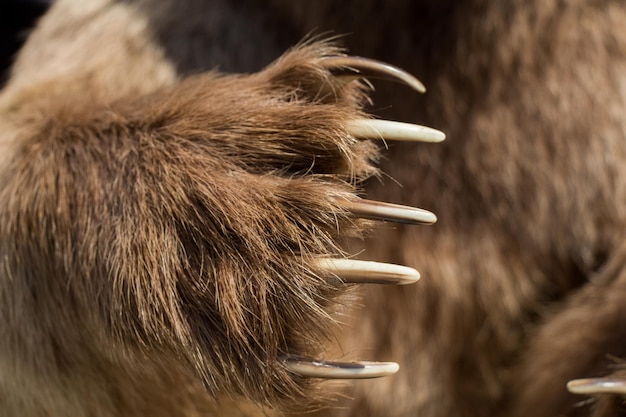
0, 1, 379, 414
1, 1, 626, 417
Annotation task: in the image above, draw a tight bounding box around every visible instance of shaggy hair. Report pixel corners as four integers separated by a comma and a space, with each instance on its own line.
1, 0, 626, 416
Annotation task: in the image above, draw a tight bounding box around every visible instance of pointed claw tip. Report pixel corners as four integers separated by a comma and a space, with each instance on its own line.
338, 198, 437, 225
567, 378, 626, 395
347, 119, 446, 143
324, 56, 426, 94
282, 356, 400, 379
315, 258, 420, 285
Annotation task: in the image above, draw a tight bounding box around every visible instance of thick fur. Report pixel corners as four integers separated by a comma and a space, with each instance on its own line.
2, 1, 626, 417
0, 1, 380, 415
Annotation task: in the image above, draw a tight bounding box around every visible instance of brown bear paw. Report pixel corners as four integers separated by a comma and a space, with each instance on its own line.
215, 42, 446, 392
143, 42, 446, 403
0, 41, 444, 411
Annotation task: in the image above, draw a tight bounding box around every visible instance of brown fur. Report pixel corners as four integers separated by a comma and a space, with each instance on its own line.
0, 1, 380, 414
2, 0, 626, 416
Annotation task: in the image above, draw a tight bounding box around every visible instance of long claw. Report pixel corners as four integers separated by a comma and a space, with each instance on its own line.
324, 56, 426, 93
567, 378, 626, 395
347, 119, 446, 143
338, 198, 437, 225
315, 258, 420, 285
282, 355, 399, 379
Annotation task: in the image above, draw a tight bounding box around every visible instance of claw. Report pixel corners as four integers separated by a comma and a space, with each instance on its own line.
282, 355, 399, 379
338, 198, 437, 225
324, 56, 426, 93
567, 378, 626, 395
347, 119, 445, 143
315, 258, 420, 285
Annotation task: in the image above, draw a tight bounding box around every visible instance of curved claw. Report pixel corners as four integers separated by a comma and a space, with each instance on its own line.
347, 119, 446, 143
315, 258, 420, 285
567, 377, 626, 395
323, 56, 426, 93
338, 198, 437, 225
282, 355, 399, 379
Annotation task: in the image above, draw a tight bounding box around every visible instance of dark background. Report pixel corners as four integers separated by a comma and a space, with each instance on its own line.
0, 0, 51, 85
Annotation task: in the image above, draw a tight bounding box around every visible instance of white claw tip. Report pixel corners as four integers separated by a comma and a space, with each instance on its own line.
340, 198, 437, 225
347, 119, 446, 143
283, 356, 400, 379
315, 258, 420, 285
567, 378, 626, 395
323, 56, 426, 93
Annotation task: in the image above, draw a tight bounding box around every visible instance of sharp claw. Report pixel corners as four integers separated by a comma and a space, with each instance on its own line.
324, 56, 426, 93
282, 355, 400, 379
567, 378, 626, 395
338, 198, 437, 225
346, 119, 446, 143
314, 258, 420, 285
